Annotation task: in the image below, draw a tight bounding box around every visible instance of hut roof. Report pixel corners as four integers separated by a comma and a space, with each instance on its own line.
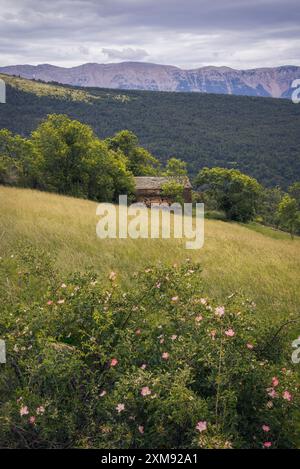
134, 176, 192, 190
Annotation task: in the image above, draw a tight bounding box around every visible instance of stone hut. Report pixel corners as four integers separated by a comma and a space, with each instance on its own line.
134, 176, 192, 206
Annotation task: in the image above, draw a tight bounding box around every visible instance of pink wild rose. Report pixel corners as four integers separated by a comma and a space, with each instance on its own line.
141, 386, 152, 397
116, 403, 125, 413
263, 442, 272, 448
225, 329, 235, 337
20, 406, 29, 417
215, 306, 225, 317
272, 377, 279, 387
282, 391, 293, 401
196, 421, 207, 432
262, 425, 270, 432
267, 388, 277, 399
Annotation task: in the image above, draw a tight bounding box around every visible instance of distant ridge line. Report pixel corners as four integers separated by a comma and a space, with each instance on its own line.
1, 61, 300, 98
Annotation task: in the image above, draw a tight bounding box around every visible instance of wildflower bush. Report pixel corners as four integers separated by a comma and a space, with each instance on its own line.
0, 247, 299, 448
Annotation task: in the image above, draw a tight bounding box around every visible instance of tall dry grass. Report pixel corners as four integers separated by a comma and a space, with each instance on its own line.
1, 186, 299, 321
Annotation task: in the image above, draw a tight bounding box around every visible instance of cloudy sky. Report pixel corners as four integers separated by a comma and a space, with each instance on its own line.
0, 0, 299, 69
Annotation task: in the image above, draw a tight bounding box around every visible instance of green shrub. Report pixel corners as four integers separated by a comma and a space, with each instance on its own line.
0, 249, 299, 448
204, 210, 227, 221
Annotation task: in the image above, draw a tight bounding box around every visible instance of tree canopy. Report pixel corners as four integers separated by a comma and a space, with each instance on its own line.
1, 115, 135, 202
105, 130, 160, 176
195, 167, 263, 222
277, 195, 300, 239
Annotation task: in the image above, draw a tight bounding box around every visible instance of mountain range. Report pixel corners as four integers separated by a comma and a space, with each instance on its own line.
1, 62, 300, 98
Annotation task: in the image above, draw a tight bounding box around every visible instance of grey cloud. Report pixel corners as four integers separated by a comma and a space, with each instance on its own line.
0, 0, 299, 68
102, 47, 149, 61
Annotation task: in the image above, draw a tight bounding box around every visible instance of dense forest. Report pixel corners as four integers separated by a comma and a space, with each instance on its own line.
0, 73, 300, 188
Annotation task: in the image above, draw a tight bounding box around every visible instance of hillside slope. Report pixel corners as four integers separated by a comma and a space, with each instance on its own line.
0, 74, 300, 188
1, 186, 299, 321
1, 62, 300, 98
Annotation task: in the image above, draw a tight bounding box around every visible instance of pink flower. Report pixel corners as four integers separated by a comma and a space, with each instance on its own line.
135, 329, 142, 336
29, 416, 36, 425
162, 352, 169, 360
138, 425, 144, 434
140, 364, 147, 370
262, 425, 270, 432
196, 421, 207, 432
282, 391, 293, 401
116, 403, 125, 413
272, 377, 279, 387
225, 329, 235, 337
156, 282, 161, 289
36, 406, 45, 415
263, 441, 272, 448
110, 358, 118, 367
171, 335, 177, 341
195, 315, 203, 323
267, 388, 277, 399
20, 406, 29, 417
109, 271, 117, 281
141, 386, 151, 397
47, 300, 53, 306
171, 296, 179, 303
215, 306, 225, 317
100, 390, 107, 397
246, 343, 254, 350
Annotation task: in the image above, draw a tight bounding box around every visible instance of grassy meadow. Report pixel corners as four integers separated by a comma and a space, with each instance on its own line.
1, 185, 299, 324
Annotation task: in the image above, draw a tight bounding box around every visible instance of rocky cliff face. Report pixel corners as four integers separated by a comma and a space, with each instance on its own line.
1, 62, 299, 98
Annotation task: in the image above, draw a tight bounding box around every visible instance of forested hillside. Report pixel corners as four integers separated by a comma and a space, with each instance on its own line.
1, 73, 300, 188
